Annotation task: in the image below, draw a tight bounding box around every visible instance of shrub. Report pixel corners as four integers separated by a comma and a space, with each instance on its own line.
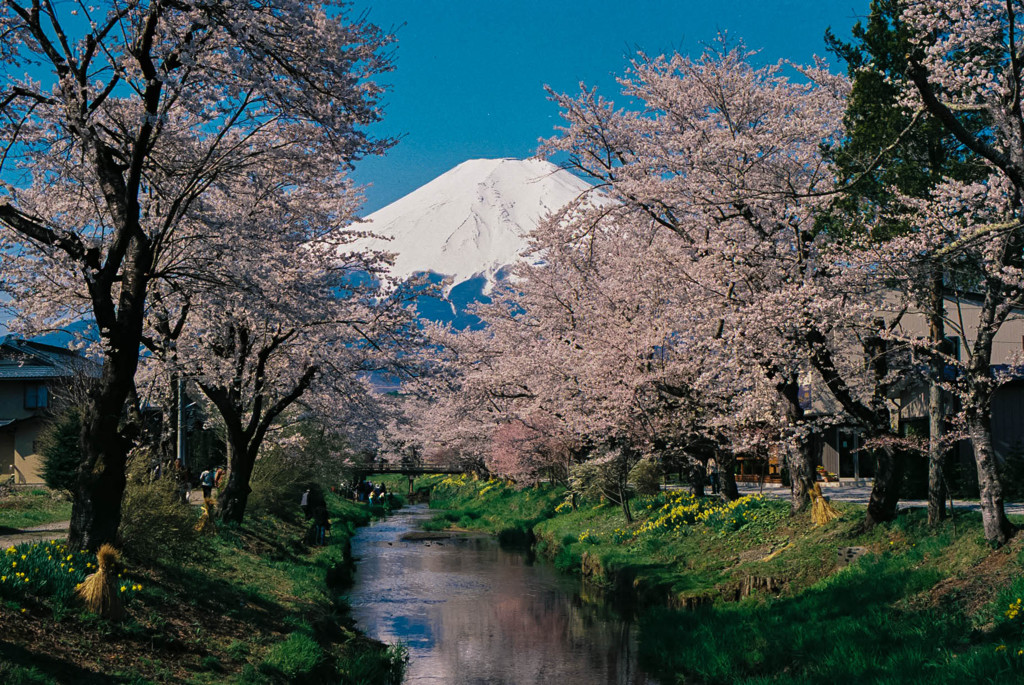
118, 454, 202, 565
248, 450, 310, 521
629, 458, 663, 496
38, 406, 84, 494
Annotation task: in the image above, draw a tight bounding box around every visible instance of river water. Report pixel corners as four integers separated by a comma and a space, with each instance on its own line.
347, 504, 660, 684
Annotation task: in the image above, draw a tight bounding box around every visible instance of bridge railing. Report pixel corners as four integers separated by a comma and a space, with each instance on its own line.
345, 461, 466, 475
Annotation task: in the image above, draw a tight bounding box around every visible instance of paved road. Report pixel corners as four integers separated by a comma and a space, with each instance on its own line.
733, 482, 1024, 516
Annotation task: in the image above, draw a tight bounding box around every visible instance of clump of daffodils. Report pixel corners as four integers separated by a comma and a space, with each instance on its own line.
1, 540, 141, 611
636, 493, 784, 538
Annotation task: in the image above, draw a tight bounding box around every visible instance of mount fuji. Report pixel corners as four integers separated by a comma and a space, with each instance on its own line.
356, 157, 594, 292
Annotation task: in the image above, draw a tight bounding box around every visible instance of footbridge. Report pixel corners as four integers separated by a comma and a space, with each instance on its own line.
350, 461, 467, 494
360, 462, 467, 477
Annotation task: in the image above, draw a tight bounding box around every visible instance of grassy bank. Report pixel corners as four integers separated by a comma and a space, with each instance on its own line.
0, 492, 405, 684
416, 474, 1024, 684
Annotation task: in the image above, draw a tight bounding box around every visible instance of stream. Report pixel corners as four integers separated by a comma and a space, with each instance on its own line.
347, 504, 660, 684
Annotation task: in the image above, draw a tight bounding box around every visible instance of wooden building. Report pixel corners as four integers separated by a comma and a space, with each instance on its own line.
0, 337, 97, 484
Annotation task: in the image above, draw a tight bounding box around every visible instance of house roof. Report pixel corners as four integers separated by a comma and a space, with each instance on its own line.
0, 336, 100, 381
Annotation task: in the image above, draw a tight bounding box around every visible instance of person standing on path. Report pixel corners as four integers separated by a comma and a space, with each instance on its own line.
199, 469, 216, 499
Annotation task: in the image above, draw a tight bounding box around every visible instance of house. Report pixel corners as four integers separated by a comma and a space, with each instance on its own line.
0, 336, 98, 484
802, 293, 1024, 483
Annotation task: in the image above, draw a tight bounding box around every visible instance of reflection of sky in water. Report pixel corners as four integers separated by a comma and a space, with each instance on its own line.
348, 505, 658, 685
387, 614, 434, 650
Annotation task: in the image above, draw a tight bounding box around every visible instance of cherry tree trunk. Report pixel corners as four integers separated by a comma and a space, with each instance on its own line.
620, 486, 633, 523
927, 271, 947, 525
966, 406, 1015, 546
220, 441, 256, 525
927, 376, 947, 525
864, 445, 904, 528
689, 461, 706, 497
719, 453, 740, 501
778, 376, 814, 512
69, 399, 129, 551
960, 289, 1016, 546
788, 441, 817, 514
68, 302, 145, 551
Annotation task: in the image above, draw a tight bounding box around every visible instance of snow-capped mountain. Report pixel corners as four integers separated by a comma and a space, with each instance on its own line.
356, 158, 594, 289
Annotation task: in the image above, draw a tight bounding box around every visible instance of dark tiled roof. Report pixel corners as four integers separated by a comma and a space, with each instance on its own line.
0, 366, 67, 379
0, 336, 99, 381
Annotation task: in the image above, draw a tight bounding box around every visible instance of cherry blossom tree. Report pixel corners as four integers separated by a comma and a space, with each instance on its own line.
138, 168, 418, 523
536, 40, 949, 528
865, 0, 1024, 545
0, 0, 393, 549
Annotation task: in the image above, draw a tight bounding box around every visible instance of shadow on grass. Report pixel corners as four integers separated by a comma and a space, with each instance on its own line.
0, 639, 128, 684
146, 556, 299, 637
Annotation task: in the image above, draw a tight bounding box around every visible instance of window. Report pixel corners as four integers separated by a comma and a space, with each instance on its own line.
24, 383, 48, 409
942, 336, 960, 361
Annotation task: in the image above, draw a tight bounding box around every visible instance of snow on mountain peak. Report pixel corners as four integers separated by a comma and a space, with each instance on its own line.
355, 158, 594, 289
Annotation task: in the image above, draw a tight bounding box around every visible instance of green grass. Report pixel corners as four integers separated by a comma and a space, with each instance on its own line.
417, 473, 562, 540
0, 489, 72, 530
413, 475, 1024, 684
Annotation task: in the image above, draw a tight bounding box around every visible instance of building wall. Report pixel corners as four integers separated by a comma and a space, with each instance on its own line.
892, 295, 1024, 365
13, 417, 45, 484
993, 384, 1024, 459
0, 380, 49, 484
0, 430, 13, 479
0, 380, 34, 421
821, 434, 840, 476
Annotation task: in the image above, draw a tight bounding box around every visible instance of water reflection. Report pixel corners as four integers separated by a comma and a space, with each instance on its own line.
348, 506, 658, 684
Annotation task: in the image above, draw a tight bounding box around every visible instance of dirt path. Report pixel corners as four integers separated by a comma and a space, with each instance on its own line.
1, 494, 211, 548
0, 521, 70, 548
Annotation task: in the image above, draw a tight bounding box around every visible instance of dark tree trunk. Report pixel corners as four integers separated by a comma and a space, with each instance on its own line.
68, 269, 148, 551
927, 270, 948, 525
200, 356, 318, 526
864, 445, 904, 528
777, 373, 814, 512
620, 485, 633, 523
862, 322, 904, 527
220, 441, 255, 524
956, 271, 1017, 545
719, 453, 740, 501
926, 381, 947, 524
69, 400, 129, 551
786, 445, 816, 514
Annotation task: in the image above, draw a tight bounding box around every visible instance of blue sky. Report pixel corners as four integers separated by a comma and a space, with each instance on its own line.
349, 1, 871, 213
